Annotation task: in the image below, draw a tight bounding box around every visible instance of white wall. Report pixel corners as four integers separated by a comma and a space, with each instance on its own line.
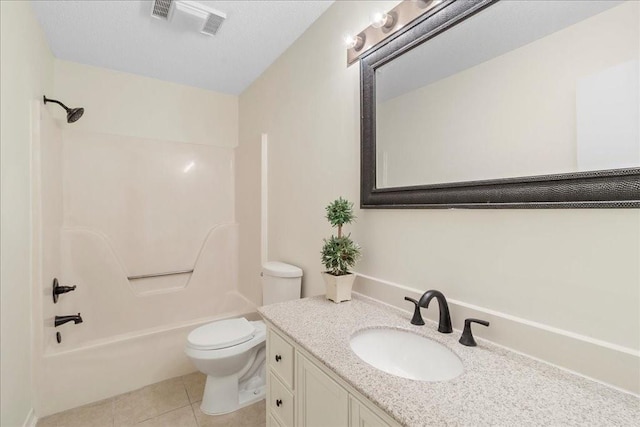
238, 0, 640, 393
237, 0, 399, 305
53, 60, 238, 147
0, 2, 54, 426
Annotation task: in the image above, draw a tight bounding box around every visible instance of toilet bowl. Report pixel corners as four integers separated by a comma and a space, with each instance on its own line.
185, 318, 267, 415
186, 261, 302, 415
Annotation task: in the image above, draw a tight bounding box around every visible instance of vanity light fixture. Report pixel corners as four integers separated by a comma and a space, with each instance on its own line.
371, 11, 396, 30
344, 33, 366, 51
346, 0, 446, 66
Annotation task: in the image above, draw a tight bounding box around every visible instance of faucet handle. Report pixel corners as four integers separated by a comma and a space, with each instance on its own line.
404, 297, 425, 325
459, 318, 489, 347
52, 278, 77, 303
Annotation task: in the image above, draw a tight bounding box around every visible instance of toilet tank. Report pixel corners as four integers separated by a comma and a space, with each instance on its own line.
262, 261, 302, 305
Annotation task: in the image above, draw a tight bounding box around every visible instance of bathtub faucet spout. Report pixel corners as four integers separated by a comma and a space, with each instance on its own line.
55, 313, 83, 327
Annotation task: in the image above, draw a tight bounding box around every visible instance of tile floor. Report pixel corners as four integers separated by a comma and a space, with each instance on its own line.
37, 372, 266, 427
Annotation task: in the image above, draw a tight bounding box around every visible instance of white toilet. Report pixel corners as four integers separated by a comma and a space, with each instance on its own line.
185, 261, 302, 415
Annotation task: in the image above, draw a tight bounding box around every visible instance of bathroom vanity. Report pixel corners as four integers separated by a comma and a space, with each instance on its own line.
265, 322, 401, 427
259, 295, 639, 427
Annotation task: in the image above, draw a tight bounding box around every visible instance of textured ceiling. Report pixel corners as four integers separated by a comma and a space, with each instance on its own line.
31, 0, 334, 94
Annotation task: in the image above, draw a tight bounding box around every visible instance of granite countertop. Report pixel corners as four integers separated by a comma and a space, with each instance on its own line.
258, 294, 640, 427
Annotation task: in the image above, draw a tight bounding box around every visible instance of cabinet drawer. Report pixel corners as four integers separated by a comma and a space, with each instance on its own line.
268, 329, 294, 388
269, 372, 294, 427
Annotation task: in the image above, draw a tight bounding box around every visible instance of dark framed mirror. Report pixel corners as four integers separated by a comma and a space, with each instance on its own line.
360, 0, 640, 208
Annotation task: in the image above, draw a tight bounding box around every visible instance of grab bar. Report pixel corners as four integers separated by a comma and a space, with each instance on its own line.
127, 269, 194, 280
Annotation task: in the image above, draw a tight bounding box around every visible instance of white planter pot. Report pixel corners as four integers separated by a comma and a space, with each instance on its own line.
322, 272, 356, 303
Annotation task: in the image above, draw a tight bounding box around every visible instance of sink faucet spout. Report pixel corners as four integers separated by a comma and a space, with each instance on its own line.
418, 290, 453, 334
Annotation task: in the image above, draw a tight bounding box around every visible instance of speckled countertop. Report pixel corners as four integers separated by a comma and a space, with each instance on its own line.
258, 294, 640, 427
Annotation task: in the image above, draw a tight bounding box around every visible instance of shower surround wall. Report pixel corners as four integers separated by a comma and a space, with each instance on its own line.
33, 60, 242, 416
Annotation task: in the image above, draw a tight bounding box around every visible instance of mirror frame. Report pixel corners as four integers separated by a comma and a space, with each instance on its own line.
360, 0, 640, 209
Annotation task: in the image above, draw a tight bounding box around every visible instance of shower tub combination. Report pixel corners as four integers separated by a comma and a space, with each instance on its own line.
31, 101, 255, 416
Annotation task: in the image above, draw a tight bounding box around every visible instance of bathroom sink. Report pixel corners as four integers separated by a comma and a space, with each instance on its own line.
350, 328, 463, 381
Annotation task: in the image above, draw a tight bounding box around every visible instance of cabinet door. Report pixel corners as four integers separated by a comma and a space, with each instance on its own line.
268, 412, 283, 427
350, 396, 390, 427
297, 352, 349, 427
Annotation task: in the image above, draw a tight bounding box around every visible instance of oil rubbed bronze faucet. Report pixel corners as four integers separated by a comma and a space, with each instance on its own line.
404, 290, 453, 333
459, 318, 490, 346
54, 313, 83, 327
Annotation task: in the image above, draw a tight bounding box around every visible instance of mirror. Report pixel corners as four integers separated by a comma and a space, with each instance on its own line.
361, 0, 640, 208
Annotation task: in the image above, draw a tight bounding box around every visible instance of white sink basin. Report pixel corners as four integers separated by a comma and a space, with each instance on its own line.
350, 328, 463, 381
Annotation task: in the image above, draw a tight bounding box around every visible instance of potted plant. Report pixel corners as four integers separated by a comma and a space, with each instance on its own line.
321, 197, 361, 303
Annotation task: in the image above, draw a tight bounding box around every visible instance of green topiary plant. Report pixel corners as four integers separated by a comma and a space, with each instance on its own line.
321, 197, 361, 276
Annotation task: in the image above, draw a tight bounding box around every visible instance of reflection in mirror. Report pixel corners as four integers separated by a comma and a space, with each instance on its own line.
375, 0, 639, 188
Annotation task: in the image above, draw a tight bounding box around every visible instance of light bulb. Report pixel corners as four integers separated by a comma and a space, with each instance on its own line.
344, 33, 365, 51
344, 34, 357, 49
371, 11, 389, 29
370, 11, 396, 30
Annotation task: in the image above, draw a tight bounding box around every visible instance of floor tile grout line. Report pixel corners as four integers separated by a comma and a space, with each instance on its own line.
119, 378, 191, 425
131, 401, 194, 425
184, 376, 203, 426
189, 399, 201, 427
182, 373, 192, 403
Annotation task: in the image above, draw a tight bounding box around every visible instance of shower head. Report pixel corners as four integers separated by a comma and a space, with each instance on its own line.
66, 107, 84, 123
43, 95, 84, 123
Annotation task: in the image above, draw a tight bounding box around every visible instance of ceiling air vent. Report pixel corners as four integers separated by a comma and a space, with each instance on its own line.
175, 1, 227, 36
151, 0, 173, 20
151, 0, 226, 36
201, 12, 225, 36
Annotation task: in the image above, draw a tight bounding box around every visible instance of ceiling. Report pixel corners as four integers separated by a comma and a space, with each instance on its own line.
31, 0, 334, 95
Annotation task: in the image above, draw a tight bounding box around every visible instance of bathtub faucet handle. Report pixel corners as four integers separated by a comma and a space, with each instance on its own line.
52, 278, 77, 303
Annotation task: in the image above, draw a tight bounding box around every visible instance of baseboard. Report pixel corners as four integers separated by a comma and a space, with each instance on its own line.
22, 409, 38, 427
353, 273, 640, 395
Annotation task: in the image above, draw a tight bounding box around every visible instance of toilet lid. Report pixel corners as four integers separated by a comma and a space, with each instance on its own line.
187, 318, 256, 350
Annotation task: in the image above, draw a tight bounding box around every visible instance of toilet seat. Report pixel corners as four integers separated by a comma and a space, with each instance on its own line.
187, 318, 256, 351
185, 321, 266, 362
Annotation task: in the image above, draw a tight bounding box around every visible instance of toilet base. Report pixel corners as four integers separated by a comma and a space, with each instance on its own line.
199, 374, 266, 416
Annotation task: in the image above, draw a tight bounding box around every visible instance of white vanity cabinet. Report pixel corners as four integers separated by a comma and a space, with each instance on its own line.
297, 351, 349, 426
266, 324, 401, 427
267, 328, 295, 427
349, 396, 389, 427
